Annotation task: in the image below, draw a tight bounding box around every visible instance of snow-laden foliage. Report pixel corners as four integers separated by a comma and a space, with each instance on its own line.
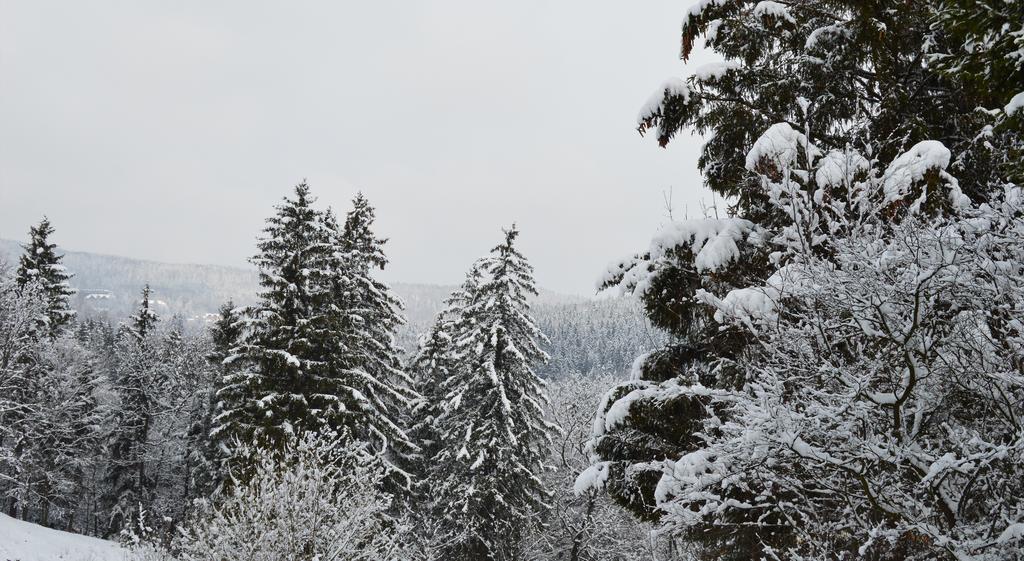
667, 184, 1024, 560
214, 183, 341, 455
525, 373, 671, 561
213, 184, 417, 487
143, 430, 415, 561
639, 0, 1006, 207
104, 288, 165, 536
16, 217, 76, 338
0, 260, 45, 465
331, 194, 419, 488
590, 116, 1024, 559
414, 227, 556, 560
600, 218, 763, 299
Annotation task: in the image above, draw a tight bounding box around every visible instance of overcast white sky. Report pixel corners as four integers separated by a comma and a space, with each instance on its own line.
0, 0, 715, 296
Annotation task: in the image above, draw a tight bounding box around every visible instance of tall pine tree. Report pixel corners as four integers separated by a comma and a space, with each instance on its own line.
16, 217, 75, 338
329, 193, 418, 488
213, 185, 417, 493
212, 183, 338, 467
193, 302, 241, 496
427, 226, 556, 560
407, 260, 484, 494
104, 286, 160, 536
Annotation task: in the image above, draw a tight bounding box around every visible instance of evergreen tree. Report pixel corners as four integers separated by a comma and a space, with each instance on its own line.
329, 194, 418, 488
212, 182, 339, 469
587, 5, 1017, 558
193, 302, 241, 495
16, 217, 76, 338
638, 1, 999, 210
128, 285, 159, 341
104, 288, 160, 536
428, 227, 556, 560
406, 261, 484, 495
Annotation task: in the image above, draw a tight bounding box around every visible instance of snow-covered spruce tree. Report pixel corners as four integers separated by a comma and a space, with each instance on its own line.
404, 260, 485, 552
406, 313, 455, 486
104, 286, 161, 536
214, 185, 416, 494
328, 194, 418, 489
15, 217, 76, 338
427, 226, 557, 560
128, 285, 159, 341
408, 260, 485, 474
190, 302, 241, 497
212, 183, 339, 475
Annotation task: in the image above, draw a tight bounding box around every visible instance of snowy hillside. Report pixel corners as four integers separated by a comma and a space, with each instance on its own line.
0, 514, 126, 561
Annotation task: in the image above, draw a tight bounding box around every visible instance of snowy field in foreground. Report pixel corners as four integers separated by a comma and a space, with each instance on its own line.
0, 514, 127, 561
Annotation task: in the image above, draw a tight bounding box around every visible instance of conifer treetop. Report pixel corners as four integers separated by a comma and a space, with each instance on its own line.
340, 192, 389, 271
16, 216, 76, 337
426, 225, 556, 559
128, 284, 159, 341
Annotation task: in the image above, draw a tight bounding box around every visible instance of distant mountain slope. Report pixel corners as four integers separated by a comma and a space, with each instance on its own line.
0, 239, 661, 374
0, 513, 126, 561
0, 238, 576, 320
0, 238, 259, 321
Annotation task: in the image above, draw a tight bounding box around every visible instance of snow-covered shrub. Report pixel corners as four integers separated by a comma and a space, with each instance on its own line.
161, 430, 414, 561
524, 373, 670, 561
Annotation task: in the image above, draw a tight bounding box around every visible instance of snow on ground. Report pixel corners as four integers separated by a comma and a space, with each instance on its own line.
0, 514, 127, 561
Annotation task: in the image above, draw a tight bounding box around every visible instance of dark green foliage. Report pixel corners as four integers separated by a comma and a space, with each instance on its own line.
16, 217, 75, 338
931, 0, 1024, 185
331, 194, 418, 489
128, 285, 159, 341
213, 185, 415, 491
641, 1, 1000, 207
212, 183, 339, 460
191, 302, 240, 495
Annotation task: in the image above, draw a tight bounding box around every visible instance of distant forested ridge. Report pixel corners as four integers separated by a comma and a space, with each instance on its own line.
0, 239, 661, 376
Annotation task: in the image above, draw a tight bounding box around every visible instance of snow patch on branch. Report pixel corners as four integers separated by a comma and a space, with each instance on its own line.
881, 140, 970, 211
746, 122, 821, 171
683, 0, 729, 28
599, 218, 760, 297
1005, 91, 1024, 116
816, 149, 871, 188
692, 61, 740, 81
753, 1, 795, 24
573, 461, 611, 495
638, 78, 692, 124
